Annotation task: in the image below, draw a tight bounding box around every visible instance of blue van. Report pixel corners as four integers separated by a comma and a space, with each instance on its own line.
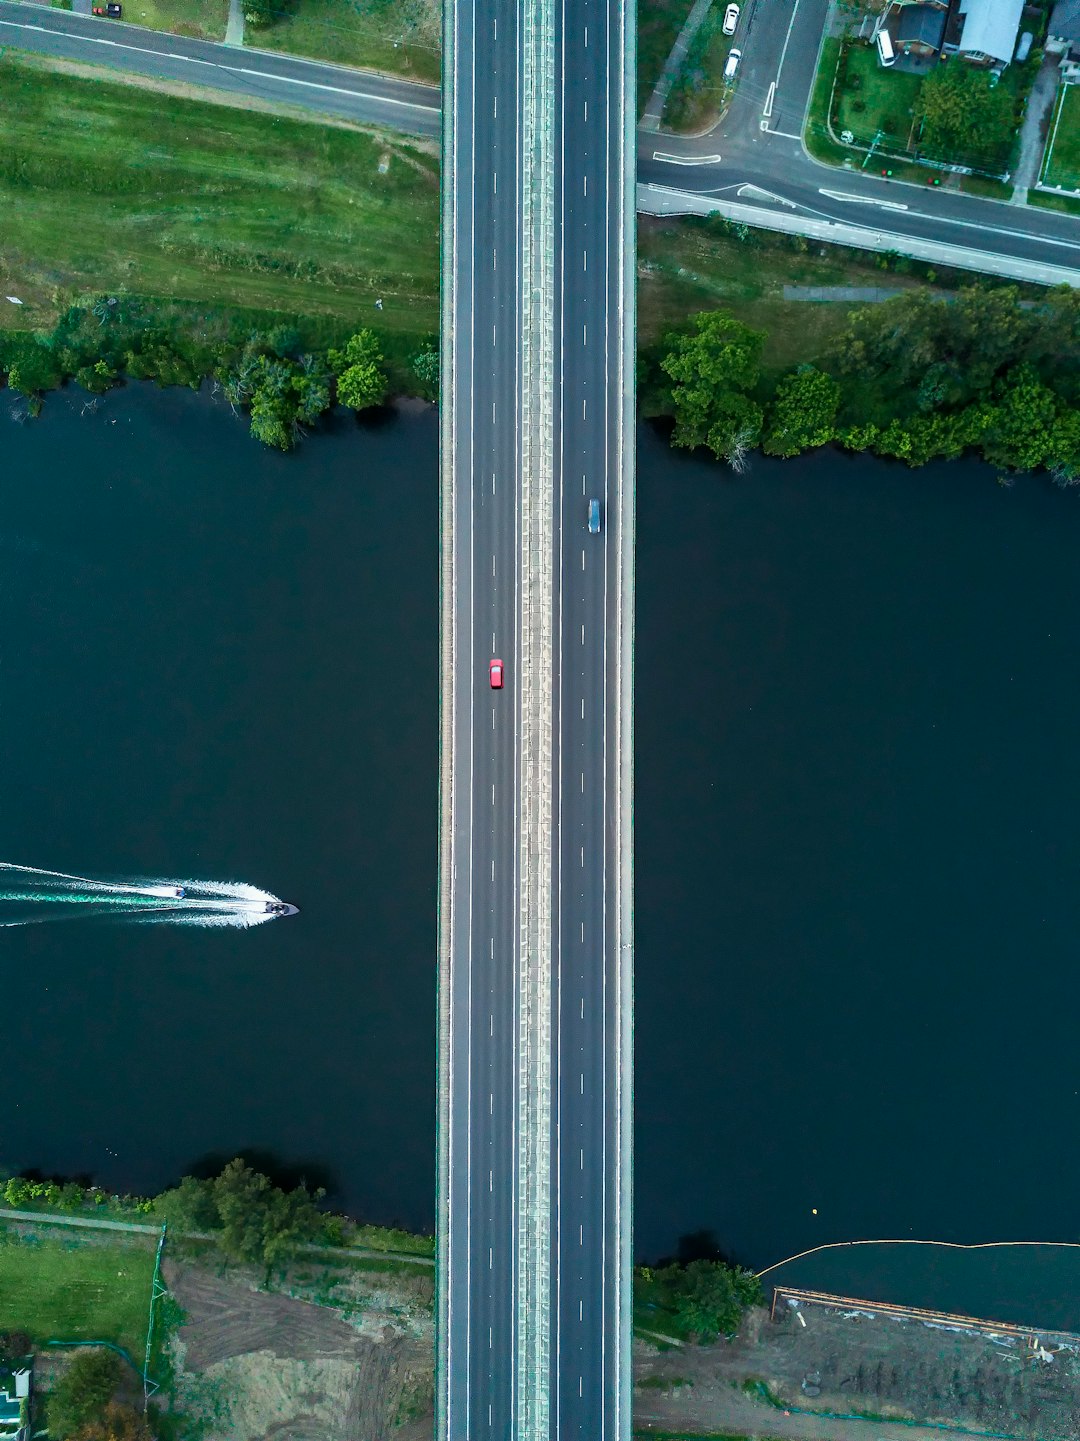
588, 498, 601, 534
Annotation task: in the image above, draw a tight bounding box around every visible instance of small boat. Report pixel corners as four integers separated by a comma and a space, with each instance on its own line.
264, 901, 299, 917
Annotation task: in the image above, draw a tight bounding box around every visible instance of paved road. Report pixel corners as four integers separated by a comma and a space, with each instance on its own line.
438, 0, 521, 1427
0, 0, 440, 134
552, 0, 634, 1431
439, 0, 632, 1429
638, 0, 1080, 276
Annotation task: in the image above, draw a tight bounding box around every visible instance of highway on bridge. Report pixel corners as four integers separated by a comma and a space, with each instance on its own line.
438, 0, 633, 1432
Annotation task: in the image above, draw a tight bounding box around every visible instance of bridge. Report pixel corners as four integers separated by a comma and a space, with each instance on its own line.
437, 0, 634, 1430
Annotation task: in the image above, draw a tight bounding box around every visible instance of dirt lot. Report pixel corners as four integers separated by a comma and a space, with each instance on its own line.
163, 1256, 435, 1441
636, 1297, 1080, 1441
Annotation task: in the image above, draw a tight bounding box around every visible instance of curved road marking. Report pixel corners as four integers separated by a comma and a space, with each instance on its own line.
819, 188, 909, 212
652, 150, 723, 165
737, 184, 796, 207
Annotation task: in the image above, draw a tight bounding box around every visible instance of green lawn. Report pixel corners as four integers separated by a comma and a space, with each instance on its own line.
0, 53, 439, 336
834, 41, 922, 151
637, 0, 694, 116
662, 9, 732, 134
1042, 83, 1080, 189
247, 0, 440, 84
121, 0, 228, 41
0, 1225, 157, 1361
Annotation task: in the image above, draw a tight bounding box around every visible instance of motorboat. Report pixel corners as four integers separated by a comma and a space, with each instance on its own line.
265, 901, 299, 917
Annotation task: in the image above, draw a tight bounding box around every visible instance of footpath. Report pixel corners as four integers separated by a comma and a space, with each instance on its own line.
0, 1206, 434, 1266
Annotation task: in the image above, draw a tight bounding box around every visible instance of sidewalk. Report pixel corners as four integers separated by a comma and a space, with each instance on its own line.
0, 1206, 435, 1265
1012, 53, 1059, 202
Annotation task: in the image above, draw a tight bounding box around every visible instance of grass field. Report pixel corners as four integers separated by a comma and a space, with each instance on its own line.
662, 9, 731, 134
121, 0, 228, 41
249, 0, 441, 84
834, 42, 921, 150
0, 1224, 157, 1361
637, 214, 913, 386
638, 0, 694, 116
0, 54, 439, 336
1042, 83, 1080, 189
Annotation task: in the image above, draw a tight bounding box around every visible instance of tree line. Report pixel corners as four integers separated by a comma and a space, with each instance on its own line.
0, 298, 439, 450
658, 286, 1080, 482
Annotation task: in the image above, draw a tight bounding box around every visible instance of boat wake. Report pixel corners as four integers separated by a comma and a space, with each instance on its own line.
0, 863, 299, 929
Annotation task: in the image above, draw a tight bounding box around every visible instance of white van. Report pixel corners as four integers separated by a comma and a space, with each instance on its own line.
876, 29, 896, 66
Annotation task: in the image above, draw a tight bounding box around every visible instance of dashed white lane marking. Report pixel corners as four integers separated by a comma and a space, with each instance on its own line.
584, 24, 588, 44
583, 249, 588, 271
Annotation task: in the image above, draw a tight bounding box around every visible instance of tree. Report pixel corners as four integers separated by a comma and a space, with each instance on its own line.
705, 393, 763, 469
658, 1260, 762, 1342
983, 363, 1059, 471
0, 1332, 31, 1365
329, 329, 387, 412
47, 1351, 123, 1439
660, 311, 764, 456
293, 355, 332, 425
73, 1403, 155, 1441
914, 62, 1015, 165
155, 1175, 218, 1233
211, 1159, 322, 1268
1048, 407, 1080, 486
763, 365, 840, 457
411, 345, 439, 397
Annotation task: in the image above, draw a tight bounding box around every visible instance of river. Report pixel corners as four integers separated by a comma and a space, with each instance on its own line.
4, 383, 1080, 1326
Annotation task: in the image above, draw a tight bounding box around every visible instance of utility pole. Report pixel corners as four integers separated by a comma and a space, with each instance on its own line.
862, 126, 885, 169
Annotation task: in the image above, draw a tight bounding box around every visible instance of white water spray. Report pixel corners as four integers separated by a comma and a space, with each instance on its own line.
0, 863, 299, 929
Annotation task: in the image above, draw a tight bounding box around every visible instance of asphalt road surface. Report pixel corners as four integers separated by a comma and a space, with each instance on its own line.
552, 0, 633, 1430
439, 0, 520, 1427
0, 0, 440, 134
439, 0, 632, 1427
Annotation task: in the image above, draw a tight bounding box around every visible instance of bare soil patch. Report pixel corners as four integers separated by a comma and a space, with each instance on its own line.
635, 1298, 1080, 1441
163, 1257, 434, 1441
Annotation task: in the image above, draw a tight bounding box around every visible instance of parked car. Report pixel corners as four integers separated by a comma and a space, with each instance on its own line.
1015, 30, 1033, 61
489, 658, 504, 689
724, 48, 742, 81
723, 3, 740, 35
588, 498, 601, 534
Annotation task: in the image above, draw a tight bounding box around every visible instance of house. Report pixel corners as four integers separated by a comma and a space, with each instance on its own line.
953, 0, 1025, 64
0, 1363, 30, 1441
897, 2, 948, 54
1048, 0, 1080, 78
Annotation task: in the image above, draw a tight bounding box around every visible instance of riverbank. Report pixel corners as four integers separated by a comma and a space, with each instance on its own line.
12, 1201, 1073, 1441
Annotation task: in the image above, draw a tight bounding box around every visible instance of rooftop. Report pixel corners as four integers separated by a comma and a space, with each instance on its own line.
956, 0, 1025, 60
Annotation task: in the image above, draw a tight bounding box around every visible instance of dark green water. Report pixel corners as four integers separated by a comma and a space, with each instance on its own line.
5, 385, 1080, 1325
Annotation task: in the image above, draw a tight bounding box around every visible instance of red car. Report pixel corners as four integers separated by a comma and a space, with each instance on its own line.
489, 658, 504, 689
